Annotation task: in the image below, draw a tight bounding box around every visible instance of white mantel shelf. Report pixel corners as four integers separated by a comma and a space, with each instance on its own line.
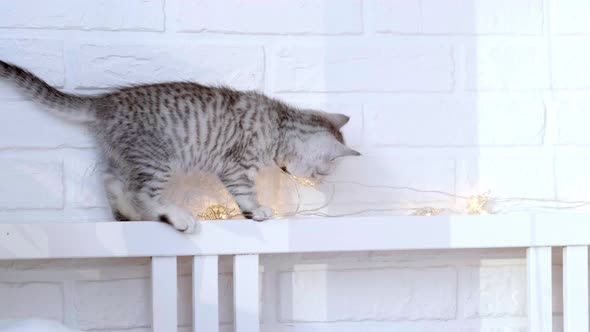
1, 214, 590, 260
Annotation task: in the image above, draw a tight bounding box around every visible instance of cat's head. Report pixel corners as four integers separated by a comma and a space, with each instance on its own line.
280, 111, 360, 183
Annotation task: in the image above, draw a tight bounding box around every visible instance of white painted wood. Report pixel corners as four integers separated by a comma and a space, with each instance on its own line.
563, 246, 589, 332
151, 256, 178, 332
5, 215, 590, 258
0, 221, 198, 259
527, 247, 553, 332
193, 256, 219, 332
233, 254, 259, 332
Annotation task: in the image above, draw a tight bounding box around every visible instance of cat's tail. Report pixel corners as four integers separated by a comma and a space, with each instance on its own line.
0, 60, 97, 122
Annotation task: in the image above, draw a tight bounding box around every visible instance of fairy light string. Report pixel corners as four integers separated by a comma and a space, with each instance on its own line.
465, 192, 490, 215
198, 204, 236, 220
198, 170, 590, 220
412, 207, 444, 216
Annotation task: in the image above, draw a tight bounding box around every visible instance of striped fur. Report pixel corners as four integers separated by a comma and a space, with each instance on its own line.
1, 60, 360, 232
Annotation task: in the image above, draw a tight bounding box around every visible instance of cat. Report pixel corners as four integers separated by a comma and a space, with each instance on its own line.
0, 60, 360, 233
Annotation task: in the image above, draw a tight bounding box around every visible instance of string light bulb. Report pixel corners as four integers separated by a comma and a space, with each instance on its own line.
465, 193, 490, 215
198, 204, 234, 220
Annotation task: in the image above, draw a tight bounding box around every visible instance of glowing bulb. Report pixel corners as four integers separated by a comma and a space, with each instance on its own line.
198, 204, 234, 220
466, 194, 490, 215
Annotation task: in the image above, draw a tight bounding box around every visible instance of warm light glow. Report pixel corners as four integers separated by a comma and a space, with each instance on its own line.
466, 194, 490, 215
290, 175, 316, 187
198, 204, 234, 220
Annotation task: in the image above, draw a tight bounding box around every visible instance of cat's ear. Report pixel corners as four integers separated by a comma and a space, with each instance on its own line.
324, 113, 350, 129
330, 143, 361, 160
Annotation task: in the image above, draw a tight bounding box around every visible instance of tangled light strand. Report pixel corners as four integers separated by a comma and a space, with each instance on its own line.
198, 204, 235, 220
198, 171, 590, 220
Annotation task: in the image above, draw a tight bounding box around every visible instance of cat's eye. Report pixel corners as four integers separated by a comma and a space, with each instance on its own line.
280, 166, 290, 174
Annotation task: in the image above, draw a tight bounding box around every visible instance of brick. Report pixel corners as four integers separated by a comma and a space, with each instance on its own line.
374, 0, 543, 34
273, 43, 453, 92
552, 37, 590, 89
0, 157, 63, 209
0, 282, 63, 320
174, 0, 362, 34
63, 150, 108, 209
372, 0, 421, 33
551, 0, 590, 34
456, 152, 555, 200
421, 0, 543, 34
0, 0, 164, 31
74, 278, 150, 329
464, 38, 549, 90
555, 149, 590, 201
365, 95, 545, 146
460, 265, 526, 318
279, 267, 457, 322
0, 39, 63, 97
0, 100, 92, 148
552, 93, 590, 144
75, 44, 264, 91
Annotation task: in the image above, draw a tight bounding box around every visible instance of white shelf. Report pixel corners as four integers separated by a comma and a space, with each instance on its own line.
1, 214, 590, 260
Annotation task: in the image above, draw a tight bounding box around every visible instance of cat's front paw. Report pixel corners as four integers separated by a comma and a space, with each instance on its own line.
158, 206, 199, 233
243, 206, 273, 221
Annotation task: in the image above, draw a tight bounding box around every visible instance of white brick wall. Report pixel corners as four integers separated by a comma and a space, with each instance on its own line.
279, 267, 457, 322
0, 0, 165, 31
75, 44, 265, 90
0, 0, 587, 331
0, 282, 63, 321
273, 43, 454, 92
0, 157, 63, 209
460, 265, 527, 318
371, 0, 543, 35
173, 0, 363, 34
74, 278, 151, 329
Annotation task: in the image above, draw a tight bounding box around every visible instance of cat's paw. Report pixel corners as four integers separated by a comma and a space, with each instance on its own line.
243, 206, 273, 221
158, 207, 199, 233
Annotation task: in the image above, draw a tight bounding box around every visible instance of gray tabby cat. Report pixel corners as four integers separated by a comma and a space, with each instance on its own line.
0, 60, 360, 233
